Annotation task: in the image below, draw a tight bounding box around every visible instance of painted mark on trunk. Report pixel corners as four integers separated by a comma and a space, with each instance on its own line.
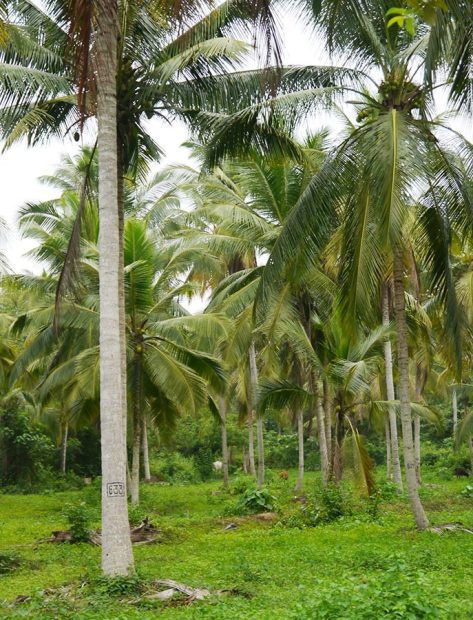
107, 482, 125, 497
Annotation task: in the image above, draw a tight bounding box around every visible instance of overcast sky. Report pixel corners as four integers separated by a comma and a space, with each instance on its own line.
0, 8, 470, 274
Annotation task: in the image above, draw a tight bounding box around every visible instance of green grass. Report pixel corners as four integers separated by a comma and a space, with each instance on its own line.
1, 469, 473, 619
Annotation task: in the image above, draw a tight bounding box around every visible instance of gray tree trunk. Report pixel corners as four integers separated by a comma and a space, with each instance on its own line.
242, 446, 248, 474
382, 282, 403, 491
323, 379, 332, 474
142, 416, 151, 482
295, 409, 304, 491
385, 415, 392, 479
468, 436, 473, 474
314, 377, 329, 486
60, 421, 68, 475
452, 387, 458, 437
249, 344, 264, 487
219, 396, 229, 488
393, 248, 429, 530
130, 412, 141, 505
414, 414, 421, 487
414, 365, 423, 487
97, 0, 134, 574
117, 147, 127, 482
247, 407, 256, 477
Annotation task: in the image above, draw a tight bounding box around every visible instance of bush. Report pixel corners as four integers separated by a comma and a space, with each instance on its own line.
236, 487, 276, 514
0, 404, 55, 487
194, 446, 215, 481
460, 484, 473, 498
152, 452, 199, 484
279, 500, 322, 529
376, 480, 399, 501
63, 502, 93, 542
94, 574, 144, 597
422, 439, 470, 473
228, 475, 253, 495
0, 551, 22, 574
317, 483, 350, 522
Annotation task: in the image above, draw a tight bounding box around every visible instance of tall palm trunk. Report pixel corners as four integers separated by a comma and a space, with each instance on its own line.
130, 414, 141, 505
385, 415, 392, 478
382, 283, 403, 491
219, 396, 229, 488
249, 343, 264, 487
468, 436, 473, 474
60, 420, 68, 474
414, 365, 424, 487
117, 145, 128, 468
247, 406, 256, 477
131, 353, 143, 505
323, 379, 332, 474
452, 387, 458, 437
295, 409, 304, 491
393, 247, 429, 530
142, 416, 151, 482
97, 0, 134, 574
314, 375, 329, 485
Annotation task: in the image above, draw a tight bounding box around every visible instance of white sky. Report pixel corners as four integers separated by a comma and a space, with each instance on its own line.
0, 8, 471, 275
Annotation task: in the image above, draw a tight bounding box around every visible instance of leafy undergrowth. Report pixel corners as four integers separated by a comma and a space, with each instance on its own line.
1, 469, 473, 619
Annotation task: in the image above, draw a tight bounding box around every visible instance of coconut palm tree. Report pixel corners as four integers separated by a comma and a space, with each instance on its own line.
213, 1, 473, 529
183, 135, 331, 487
11, 150, 227, 504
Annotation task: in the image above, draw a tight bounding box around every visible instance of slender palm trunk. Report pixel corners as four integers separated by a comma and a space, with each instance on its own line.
242, 446, 248, 474
142, 416, 151, 482
468, 436, 473, 474
60, 421, 68, 475
414, 366, 423, 487
249, 343, 264, 487
452, 387, 458, 437
382, 283, 403, 491
219, 396, 229, 488
295, 409, 304, 491
130, 413, 141, 505
385, 415, 392, 479
117, 146, 128, 470
323, 379, 332, 474
256, 413, 264, 488
131, 353, 143, 505
97, 0, 134, 574
414, 415, 421, 487
393, 247, 429, 530
247, 407, 256, 477
314, 376, 329, 485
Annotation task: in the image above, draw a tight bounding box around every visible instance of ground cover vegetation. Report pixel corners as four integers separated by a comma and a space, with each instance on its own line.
0, 0, 473, 617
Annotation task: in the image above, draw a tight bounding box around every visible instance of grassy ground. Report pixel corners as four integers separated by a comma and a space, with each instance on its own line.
1, 469, 473, 619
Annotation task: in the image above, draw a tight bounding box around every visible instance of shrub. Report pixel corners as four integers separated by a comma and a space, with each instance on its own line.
365, 489, 382, 521
0, 405, 55, 487
228, 475, 253, 495
152, 452, 199, 484
236, 487, 276, 514
376, 480, 399, 501
279, 500, 322, 529
127, 504, 149, 526
422, 439, 470, 472
63, 502, 93, 542
94, 574, 144, 597
0, 551, 22, 574
317, 483, 350, 522
194, 446, 215, 481
460, 484, 473, 498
